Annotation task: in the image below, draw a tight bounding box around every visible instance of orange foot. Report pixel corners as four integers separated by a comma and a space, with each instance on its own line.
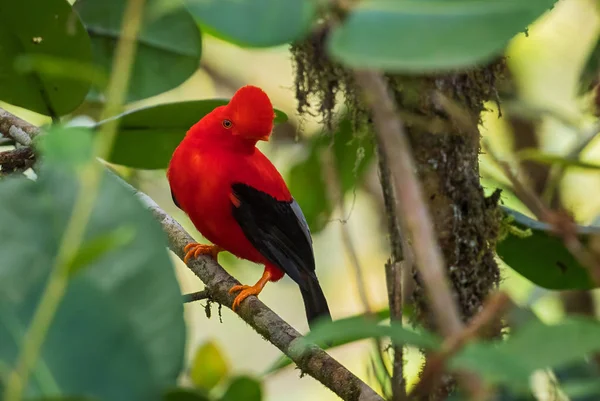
229, 269, 272, 311
183, 243, 223, 264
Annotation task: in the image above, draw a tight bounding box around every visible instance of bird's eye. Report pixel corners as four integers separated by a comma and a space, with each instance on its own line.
222, 119, 232, 129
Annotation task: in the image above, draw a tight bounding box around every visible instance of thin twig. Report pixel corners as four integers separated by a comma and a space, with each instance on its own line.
0, 107, 385, 401
183, 290, 211, 303
321, 147, 393, 396
376, 140, 407, 401
409, 292, 512, 398
542, 119, 600, 204
484, 140, 600, 285
353, 70, 487, 399
322, 148, 373, 311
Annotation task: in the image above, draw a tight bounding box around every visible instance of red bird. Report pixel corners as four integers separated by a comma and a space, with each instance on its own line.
167, 85, 331, 329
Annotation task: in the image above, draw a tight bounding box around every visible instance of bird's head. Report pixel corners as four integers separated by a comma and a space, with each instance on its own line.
187, 85, 275, 147
222, 85, 275, 142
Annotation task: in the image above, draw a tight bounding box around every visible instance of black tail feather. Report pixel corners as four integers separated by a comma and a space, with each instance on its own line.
300, 278, 332, 330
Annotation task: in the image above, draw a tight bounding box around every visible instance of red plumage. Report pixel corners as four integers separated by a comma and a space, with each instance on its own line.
167, 86, 331, 328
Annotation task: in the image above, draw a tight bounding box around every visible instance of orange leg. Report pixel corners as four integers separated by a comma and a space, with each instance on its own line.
229, 269, 272, 311
183, 243, 223, 264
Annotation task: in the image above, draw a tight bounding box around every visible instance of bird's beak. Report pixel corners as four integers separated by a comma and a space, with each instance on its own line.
258, 134, 270, 142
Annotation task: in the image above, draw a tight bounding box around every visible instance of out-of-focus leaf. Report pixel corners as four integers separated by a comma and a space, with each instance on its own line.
67, 225, 136, 276
287, 117, 375, 233
35, 126, 94, 169
25, 398, 98, 401
555, 361, 600, 401
0, 0, 92, 116
267, 309, 432, 373
190, 341, 229, 392
93, 100, 288, 169
579, 38, 600, 93
561, 379, 600, 400
517, 149, 600, 170
497, 207, 600, 290
163, 389, 211, 401
184, 0, 317, 47
0, 127, 186, 399
328, 0, 557, 72
74, 0, 201, 102
0, 278, 160, 400
452, 317, 600, 390
220, 376, 262, 401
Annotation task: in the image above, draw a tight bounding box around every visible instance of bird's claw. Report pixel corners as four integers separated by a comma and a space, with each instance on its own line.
183, 243, 222, 264
229, 284, 260, 311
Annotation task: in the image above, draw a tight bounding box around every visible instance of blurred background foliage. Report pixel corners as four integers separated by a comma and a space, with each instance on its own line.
2, 0, 600, 400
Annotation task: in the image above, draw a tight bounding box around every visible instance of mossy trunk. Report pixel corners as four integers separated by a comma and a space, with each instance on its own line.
291, 27, 505, 400
388, 68, 505, 327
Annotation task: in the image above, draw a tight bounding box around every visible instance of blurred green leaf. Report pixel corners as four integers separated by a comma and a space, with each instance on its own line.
190, 341, 229, 392
35, 126, 94, 169
220, 376, 262, 401
0, 127, 186, 398
67, 225, 136, 277
452, 317, 600, 390
287, 118, 375, 233
555, 361, 600, 401
267, 309, 432, 373
497, 207, 600, 290
328, 0, 557, 72
517, 149, 600, 170
93, 100, 288, 169
561, 379, 600, 400
579, 38, 600, 93
184, 0, 317, 47
0, 277, 161, 400
163, 389, 211, 401
74, 0, 201, 102
0, 0, 92, 116
25, 398, 98, 401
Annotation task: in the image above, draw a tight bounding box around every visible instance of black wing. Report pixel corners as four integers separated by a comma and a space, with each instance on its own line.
230, 182, 316, 290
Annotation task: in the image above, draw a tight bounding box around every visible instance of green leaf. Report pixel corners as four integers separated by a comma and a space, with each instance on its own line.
163, 389, 211, 401
25, 398, 98, 401
0, 278, 161, 400
0, 0, 92, 116
220, 376, 262, 401
184, 0, 317, 47
452, 317, 600, 390
0, 127, 186, 398
555, 361, 600, 401
497, 207, 600, 290
266, 309, 432, 374
190, 341, 229, 392
35, 126, 94, 169
93, 100, 288, 170
287, 117, 375, 233
328, 0, 557, 72
67, 225, 136, 277
74, 0, 201, 102
579, 37, 600, 93
517, 149, 600, 170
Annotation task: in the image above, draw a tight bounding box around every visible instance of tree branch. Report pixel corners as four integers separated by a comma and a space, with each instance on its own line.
0, 107, 384, 401
0, 147, 35, 175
